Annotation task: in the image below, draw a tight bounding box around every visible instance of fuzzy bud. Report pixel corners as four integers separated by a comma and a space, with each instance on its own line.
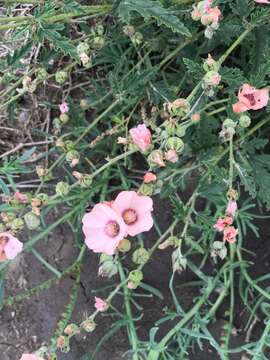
57, 335, 70, 353
77, 42, 90, 55
128, 270, 143, 290
132, 248, 149, 265
148, 150, 165, 168
55, 70, 68, 84
56, 181, 70, 197
165, 137, 184, 153
24, 212, 40, 230
64, 324, 79, 336
82, 319, 96, 333
123, 25, 135, 37
60, 114, 69, 124
66, 150, 80, 167
36, 68, 48, 81
239, 114, 251, 128
117, 239, 131, 253
138, 183, 154, 196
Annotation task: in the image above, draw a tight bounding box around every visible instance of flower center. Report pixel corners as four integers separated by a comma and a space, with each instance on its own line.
243, 93, 256, 106
0, 236, 8, 246
105, 221, 120, 238
122, 209, 137, 225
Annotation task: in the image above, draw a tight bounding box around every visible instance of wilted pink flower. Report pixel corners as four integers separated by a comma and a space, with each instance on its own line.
143, 172, 157, 183
213, 217, 233, 232
112, 191, 153, 236
191, 7, 202, 21
82, 204, 127, 255
233, 84, 269, 113
254, 0, 270, 3
20, 355, 44, 360
14, 191, 28, 204
223, 226, 238, 244
0, 232, 23, 261
151, 150, 165, 167
226, 201, 237, 217
94, 297, 108, 312
165, 150, 179, 163
129, 124, 152, 152
59, 101, 69, 114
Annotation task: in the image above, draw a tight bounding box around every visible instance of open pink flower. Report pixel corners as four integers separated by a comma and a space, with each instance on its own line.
226, 201, 237, 217
143, 172, 157, 183
94, 297, 108, 312
0, 232, 23, 261
14, 191, 28, 204
129, 124, 151, 152
223, 226, 238, 244
112, 191, 153, 237
82, 204, 127, 255
208, 7, 221, 22
213, 217, 233, 232
59, 101, 69, 114
233, 84, 269, 113
255, 0, 270, 4
20, 355, 44, 360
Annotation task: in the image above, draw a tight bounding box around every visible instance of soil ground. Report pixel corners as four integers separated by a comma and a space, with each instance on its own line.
0, 194, 269, 360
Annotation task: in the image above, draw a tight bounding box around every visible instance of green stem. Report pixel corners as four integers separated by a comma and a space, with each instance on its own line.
31, 248, 62, 278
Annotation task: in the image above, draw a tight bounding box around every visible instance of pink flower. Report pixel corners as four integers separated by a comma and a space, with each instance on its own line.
191, 7, 202, 21
233, 84, 269, 113
0, 232, 23, 261
59, 101, 69, 114
82, 204, 127, 255
129, 124, 152, 152
254, 0, 270, 3
20, 355, 44, 360
213, 217, 233, 232
208, 7, 222, 23
223, 226, 238, 244
203, 0, 214, 11
143, 172, 157, 183
112, 191, 153, 236
226, 201, 237, 217
14, 191, 28, 204
150, 150, 165, 167
191, 113, 201, 122
165, 149, 179, 163
94, 297, 108, 312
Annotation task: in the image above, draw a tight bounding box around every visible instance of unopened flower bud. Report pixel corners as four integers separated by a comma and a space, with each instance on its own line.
56, 181, 70, 197
128, 269, 143, 289
60, 114, 69, 124
64, 324, 79, 336
223, 118, 236, 129
36, 67, 48, 81
165, 149, 179, 163
204, 26, 214, 39
148, 150, 165, 168
117, 239, 131, 253
138, 183, 154, 196
66, 150, 80, 167
132, 32, 143, 45
201, 13, 212, 26
164, 120, 177, 136
55, 70, 68, 84
57, 335, 70, 352
92, 36, 105, 50
132, 248, 149, 265
10, 218, 24, 232
81, 319, 96, 333
36, 166, 52, 181
239, 114, 251, 128
168, 98, 190, 117
176, 125, 186, 137
191, 8, 202, 21
203, 70, 221, 87
80, 99, 89, 110
37, 193, 49, 205
203, 54, 218, 72
191, 113, 201, 122
159, 236, 180, 250
123, 25, 135, 36
77, 42, 90, 55
24, 212, 40, 230
165, 137, 184, 153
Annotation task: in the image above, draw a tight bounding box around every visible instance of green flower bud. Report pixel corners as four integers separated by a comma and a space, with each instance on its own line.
118, 239, 131, 253
128, 270, 143, 289
56, 181, 70, 197
80, 99, 89, 110
57, 335, 70, 353
55, 70, 68, 85
82, 319, 96, 333
92, 36, 105, 50
98, 260, 118, 278
239, 114, 251, 128
53, 118, 61, 131
64, 324, 79, 336
176, 125, 186, 137
96, 24, 104, 36
60, 114, 69, 124
138, 183, 153, 196
79, 174, 92, 188
132, 248, 149, 265
36, 68, 48, 81
66, 150, 80, 167
165, 137, 184, 153
164, 120, 176, 136
147, 150, 165, 168
123, 25, 135, 37
64, 140, 75, 151
37, 193, 49, 205
24, 212, 40, 230
223, 118, 236, 129
77, 42, 90, 55
10, 218, 24, 232
132, 32, 143, 45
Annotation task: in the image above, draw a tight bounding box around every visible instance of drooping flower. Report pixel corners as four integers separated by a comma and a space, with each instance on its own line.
20, 354, 44, 360
112, 191, 153, 237
129, 124, 152, 152
94, 297, 108, 312
223, 226, 238, 244
14, 191, 28, 204
82, 204, 127, 255
143, 172, 157, 183
233, 84, 269, 113
226, 201, 237, 217
0, 232, 23, 261
59, 101, 69, 114
213, 217, 233, 232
